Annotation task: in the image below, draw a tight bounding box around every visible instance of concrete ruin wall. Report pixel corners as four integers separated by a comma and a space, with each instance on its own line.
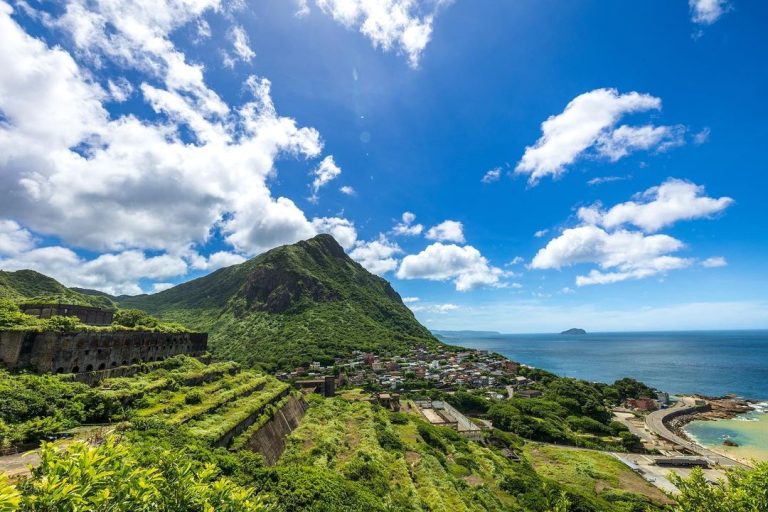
0, 331, 207, 374
214, 388, 293, 449
241, 395, 309, 464
20, 304, 114, 326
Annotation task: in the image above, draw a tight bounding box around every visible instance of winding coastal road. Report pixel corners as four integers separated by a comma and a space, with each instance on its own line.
645, 399, 748, 468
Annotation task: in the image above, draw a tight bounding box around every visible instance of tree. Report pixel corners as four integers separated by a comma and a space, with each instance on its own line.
671, 463, 768, 512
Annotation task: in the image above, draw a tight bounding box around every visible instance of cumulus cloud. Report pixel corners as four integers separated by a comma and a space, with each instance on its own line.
0, 220, 36, 256
339, 185, 356, 195
577, 179, 733, 232
393, 211, 423, 236
533, 229, 549, 239
515, 88, 683, 184
309, 155, 342, 202
349, 235, 402, 275
312, 217, 358, 250
690, 0, 730, 25
189, 251, 247, 271
396, 242, 504, 291
401, 296, 420, 303
425, 220, 465, 243
152, 282, 175, 292
481, 167, 501, 184
0, 247, 188, 295
701, 256, 727, 268
315, 0, 452, 67
531, 225, 692, 286
0, 2, 338, 261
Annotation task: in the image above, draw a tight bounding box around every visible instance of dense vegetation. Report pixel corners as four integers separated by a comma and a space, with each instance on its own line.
410, 375, 651, 452
0, 355, 279, 451
0, 300, 189, 333
105, 234, 442, 370
671, 462, 768, 512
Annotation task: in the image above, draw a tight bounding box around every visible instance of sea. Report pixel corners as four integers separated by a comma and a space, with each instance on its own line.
439, 330, 768, 461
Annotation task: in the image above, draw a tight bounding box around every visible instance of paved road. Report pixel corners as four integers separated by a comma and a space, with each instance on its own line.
645, 400, 748, 468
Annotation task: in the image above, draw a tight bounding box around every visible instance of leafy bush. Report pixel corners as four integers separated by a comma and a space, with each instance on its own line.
14, 439, 264, 511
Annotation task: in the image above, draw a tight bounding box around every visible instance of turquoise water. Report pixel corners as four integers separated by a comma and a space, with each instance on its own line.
444, 330, 768, 458
684, 403, 768, 462
440, 330, 768, 399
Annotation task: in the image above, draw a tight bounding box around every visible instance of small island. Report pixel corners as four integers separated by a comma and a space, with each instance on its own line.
561, 328, 587, 335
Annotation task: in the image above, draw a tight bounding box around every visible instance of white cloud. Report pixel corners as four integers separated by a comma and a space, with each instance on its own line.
0, 5, 334, 261
189, 250, 247, 271
515, 88, 682, 184
396, 242, 504, 291
339, 185, 356, 195
106, 77, 133, 102
295, 0, 311, 17
402, 296, 420, 303
312, 217, 358, 250
693, 127, 711, 145
393, 211, 423, 236
690, 0, 729, 25
195, 18, 211, 40
507, 256, 524, 266
587, 175, 627, 186
425, 220, 465, 243
0, 220, 36, 256
409, 303, 460, 314
481, 167, 501, 184
152, 282, 175, 292
0, 246, 188, 295
595, 124, 685, 161
230, 25, 255, 63
577, 179, 733, 232
530, 225, 692, 286
560, 287, 575, 294
315, 0, 452, 67
310, 155, 342, 201
701, 256, 727, 268
349, 235, 402, 275
533, 229, 549, 238
575, 256, 691, 286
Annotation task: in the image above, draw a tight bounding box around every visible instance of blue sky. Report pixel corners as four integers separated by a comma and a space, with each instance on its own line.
0, 0, 766, 332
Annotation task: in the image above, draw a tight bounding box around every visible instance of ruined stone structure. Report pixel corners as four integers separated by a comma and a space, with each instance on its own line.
294, 375, 336, 397
20, 304, 114, 326
239, 395, 309, 464
0, 330, 207, 374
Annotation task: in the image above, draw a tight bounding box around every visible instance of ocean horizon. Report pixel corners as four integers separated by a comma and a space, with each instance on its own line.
438, 329, 768, 400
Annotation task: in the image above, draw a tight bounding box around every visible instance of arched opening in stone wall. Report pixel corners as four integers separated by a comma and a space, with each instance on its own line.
111, 362, 117, 367
55, 367, 64, 374
72, 366, 79, 373
85, 364, 93, 372
98, 363, 106, 370
122, 360, 128, 365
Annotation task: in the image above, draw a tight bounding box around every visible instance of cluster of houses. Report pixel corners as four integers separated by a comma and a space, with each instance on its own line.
626, 392, 671, 412
277, 347, 528, 394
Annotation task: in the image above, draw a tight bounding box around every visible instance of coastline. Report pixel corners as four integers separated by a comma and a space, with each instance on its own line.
669, 397, 767, 466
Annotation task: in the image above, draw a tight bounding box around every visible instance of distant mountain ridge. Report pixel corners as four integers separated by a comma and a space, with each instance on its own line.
2, 235, 441, 370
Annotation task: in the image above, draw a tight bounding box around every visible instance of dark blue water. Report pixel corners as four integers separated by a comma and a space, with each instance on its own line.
441, 330, 768, 399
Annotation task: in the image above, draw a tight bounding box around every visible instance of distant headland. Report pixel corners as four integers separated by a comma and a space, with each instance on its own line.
561, 328, 587, 335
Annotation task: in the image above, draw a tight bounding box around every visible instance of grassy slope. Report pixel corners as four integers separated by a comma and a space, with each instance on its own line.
524, 443, 674, 510
0, 270, 113, 308
116, 235, 441, 369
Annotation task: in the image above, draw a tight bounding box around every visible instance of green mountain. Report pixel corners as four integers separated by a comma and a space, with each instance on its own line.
0, 269, 114, 308
96, 234, 439, 369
